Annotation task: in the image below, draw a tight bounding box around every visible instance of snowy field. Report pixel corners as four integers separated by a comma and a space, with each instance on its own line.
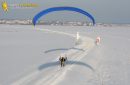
0, 24, 130, 85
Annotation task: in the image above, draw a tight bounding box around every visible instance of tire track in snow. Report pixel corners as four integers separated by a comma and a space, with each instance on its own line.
35, 39, 94, 85
34, 28, 96, 85
11, 28, 95, 85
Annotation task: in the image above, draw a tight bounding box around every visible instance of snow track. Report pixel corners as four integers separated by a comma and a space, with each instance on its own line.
11, 28, 95, 85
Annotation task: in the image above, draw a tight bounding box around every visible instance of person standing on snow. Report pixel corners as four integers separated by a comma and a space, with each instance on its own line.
59, 55, 67, 67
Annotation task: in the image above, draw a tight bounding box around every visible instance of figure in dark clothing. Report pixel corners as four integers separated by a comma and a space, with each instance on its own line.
59, 56, 67, 67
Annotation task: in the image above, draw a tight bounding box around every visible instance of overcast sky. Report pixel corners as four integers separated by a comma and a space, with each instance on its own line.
0, 0, 130, 23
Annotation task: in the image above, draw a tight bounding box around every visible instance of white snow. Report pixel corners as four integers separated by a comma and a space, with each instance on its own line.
0, 24, 130, 85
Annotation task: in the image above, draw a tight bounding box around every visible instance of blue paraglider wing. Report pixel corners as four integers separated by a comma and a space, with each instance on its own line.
33, 7, 95, 25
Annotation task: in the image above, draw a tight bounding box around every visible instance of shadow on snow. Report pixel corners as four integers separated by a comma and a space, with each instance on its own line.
44, 47, 85, 53
38, 60, 94, 72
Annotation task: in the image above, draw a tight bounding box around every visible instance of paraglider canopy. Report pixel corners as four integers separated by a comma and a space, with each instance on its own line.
33, 6, 95, 26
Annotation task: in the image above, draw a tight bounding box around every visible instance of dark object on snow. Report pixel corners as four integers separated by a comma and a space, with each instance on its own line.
59, 56, 67, 67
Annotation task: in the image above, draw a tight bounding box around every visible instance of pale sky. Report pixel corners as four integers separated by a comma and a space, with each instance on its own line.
0, 0, 130, 23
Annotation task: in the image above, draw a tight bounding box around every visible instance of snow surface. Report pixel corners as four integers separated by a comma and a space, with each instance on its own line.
0, 25, 130, 85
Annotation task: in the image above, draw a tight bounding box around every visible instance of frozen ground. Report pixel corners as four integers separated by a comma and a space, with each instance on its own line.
0, 24, 130, 85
